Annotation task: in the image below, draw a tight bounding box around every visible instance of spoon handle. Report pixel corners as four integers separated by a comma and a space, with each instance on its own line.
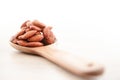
34, 47, 104, 76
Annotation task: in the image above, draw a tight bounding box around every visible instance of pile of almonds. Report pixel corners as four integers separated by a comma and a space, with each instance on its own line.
11, 20, 56, 47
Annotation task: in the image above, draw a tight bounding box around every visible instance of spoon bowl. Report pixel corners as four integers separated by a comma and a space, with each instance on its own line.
10, 42, 104, 77
10, 41, 54, 54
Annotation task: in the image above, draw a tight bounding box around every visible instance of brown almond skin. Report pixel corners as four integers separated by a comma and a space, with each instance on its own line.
21, 20, 30, 28
30, 25, 42, 31
15, 28, 25, 38
26, 42, 44, 47
25, 27, 31, 32
28, 34, 44, 42
11, 38, 19, 44
32, 20, 45, 29
17, 40, 44, 47
43, 26, 56, 44
18, 30, 37, 40
10, 29, 25, 42
12, 20, 56, 47
35, 32, 41, 35
26, 21, 32, 27
17, 40, 28, 46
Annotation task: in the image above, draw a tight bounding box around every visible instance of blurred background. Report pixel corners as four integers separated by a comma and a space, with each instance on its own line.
0, 0, 120, 80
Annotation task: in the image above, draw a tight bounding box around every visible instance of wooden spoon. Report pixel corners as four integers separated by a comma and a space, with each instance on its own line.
10, 42, 104, 77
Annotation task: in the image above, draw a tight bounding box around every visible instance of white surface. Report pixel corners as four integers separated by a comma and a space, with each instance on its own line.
0, 0, 120, 80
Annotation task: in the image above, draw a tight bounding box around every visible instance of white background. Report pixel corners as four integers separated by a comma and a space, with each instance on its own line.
0, 0, 120, 80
